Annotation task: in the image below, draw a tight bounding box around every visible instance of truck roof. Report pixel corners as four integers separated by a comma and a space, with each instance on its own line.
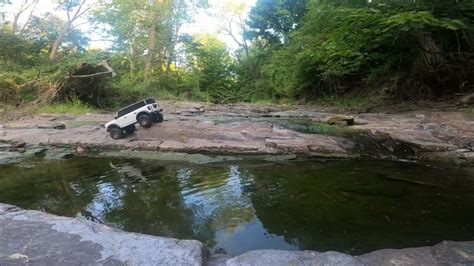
117, 98, 155, 117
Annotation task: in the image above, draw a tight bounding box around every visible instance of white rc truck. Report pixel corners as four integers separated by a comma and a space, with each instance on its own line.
105, 98, 164, 139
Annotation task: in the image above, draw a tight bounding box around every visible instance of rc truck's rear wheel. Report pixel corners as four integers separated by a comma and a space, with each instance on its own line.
124, 125, 136, 134
109, 127, 123, 139
138, 114, 152, 128
154, 113, 164, 123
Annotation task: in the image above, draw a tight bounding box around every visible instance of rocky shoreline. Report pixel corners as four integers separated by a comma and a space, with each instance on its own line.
0, 102, 473, 163
1, 102, 474, 265
1, 203, 473, 265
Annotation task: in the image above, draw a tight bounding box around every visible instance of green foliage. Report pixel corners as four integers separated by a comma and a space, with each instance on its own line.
0, 73, 22, 102
2, 0, 473, 109
261, 1, 473, 98
247, 0, 309, 44
311, 95, 370, 108
0, 31, 42, 65
281, 119, 357, 136
185, 34, 237, 103
35, 98, 96, 115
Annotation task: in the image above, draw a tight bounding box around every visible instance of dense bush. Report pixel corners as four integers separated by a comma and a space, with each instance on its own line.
260, 2, 473, 98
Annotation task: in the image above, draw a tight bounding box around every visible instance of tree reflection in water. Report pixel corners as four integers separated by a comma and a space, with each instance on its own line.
1, 157, 473, 256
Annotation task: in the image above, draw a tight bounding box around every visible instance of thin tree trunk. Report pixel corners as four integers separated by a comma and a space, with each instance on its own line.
144, 8, 160, 82
21, 0, 39, 32
11, 0, 38, 34
12, 13, 21, 33
49, 23, 70, 62
48, 0, 89, 62
130, 38, 137, 78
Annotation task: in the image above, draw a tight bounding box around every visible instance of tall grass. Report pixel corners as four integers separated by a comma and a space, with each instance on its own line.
35, 98, 97, 115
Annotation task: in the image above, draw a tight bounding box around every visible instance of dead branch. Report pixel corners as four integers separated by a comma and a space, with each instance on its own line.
71, 71, 113, 78
97, 60, 117, 77
71, 60, 117, 78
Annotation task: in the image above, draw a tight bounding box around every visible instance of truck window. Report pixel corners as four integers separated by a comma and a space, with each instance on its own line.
145, 99, 155, 104
117, 101, 145, 117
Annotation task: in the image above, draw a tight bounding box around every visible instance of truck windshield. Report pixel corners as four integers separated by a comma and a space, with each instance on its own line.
145, 99, 155, 104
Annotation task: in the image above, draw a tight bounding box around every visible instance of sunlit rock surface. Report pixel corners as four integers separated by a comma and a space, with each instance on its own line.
0, 203, 206, 265
221, 242, 474, 266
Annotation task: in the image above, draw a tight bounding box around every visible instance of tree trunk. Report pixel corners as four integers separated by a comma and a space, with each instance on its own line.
144, 7, 160, 82
21, 0, 39, 33
130, 38, 137, 78
11, 0, 39, 34
244, 45, 258, 81
48, 0, 88, 62
12, 13, 21, 34
49, 23, 70, 62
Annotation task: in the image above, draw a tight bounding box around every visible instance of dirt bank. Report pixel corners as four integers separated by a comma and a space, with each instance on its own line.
0, 101, 473, 162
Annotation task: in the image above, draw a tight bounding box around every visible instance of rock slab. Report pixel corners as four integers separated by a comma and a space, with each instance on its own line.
225, 242, 474, 266
0, 203, 206, 265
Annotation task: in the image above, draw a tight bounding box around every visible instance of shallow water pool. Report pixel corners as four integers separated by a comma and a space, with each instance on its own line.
1, 156, 473, 255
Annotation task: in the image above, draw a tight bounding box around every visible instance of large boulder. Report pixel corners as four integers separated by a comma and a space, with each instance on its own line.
0, 204, 206, 265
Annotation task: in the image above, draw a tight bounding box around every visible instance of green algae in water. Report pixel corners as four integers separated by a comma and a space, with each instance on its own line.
0, 157, 473, 256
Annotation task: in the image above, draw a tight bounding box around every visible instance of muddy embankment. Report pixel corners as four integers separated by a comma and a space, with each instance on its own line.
0, 101, 473, 163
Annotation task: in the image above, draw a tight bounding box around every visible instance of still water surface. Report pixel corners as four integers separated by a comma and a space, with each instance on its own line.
1, 157, 473, 255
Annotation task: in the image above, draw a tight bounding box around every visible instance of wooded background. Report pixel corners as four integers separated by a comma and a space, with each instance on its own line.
1, 0, 473, 108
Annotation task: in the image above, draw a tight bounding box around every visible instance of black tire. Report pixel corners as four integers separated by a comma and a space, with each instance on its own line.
154, 113, 164, 123
109, 127, 123, 140
124, 125, 136, 134
138, 114, 152, 128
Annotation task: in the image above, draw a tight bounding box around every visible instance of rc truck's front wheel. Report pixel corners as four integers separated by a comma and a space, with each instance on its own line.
109, 127, 123, 139
138, 114, 152, 128
154, 113, 164, 123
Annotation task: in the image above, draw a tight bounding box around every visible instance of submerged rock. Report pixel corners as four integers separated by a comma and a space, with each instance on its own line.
0, 142, 12, 150
12, 141, 26, 148
0, 151, 24, 164
24, 147, 48, 157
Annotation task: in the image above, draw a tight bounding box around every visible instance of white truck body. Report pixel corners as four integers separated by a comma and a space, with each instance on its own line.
105, 98, 163, 130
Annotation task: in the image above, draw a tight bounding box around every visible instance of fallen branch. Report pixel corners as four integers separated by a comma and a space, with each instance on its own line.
71, 71, 114, 78
98, 60, 117, 77
71, 60, 117, 78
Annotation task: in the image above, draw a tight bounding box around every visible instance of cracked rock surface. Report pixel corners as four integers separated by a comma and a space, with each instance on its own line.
0, 204, 205, 265
0, 101, 473, 161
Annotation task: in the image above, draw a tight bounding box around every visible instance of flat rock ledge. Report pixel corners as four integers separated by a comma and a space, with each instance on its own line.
0, 203, 206, 265
1, 204, 474, 266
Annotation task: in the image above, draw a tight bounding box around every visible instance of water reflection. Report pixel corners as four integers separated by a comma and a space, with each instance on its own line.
85, 181, 125, 223
0, 157, 473, 256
